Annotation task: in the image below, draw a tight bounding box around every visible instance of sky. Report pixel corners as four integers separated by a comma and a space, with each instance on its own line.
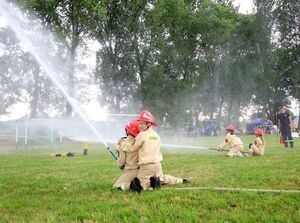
233, 0, 255, 14
0, 17, 6, 27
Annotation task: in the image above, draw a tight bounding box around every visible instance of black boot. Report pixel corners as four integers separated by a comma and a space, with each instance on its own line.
284, 142, 289, 148
183, 179, 192, 184
290, 141, 294, 148
150, 176, 161, 189
130, 178, 143, 193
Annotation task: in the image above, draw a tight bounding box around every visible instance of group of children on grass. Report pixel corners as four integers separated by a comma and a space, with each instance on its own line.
217, 105, 295, 157
217, 124, 265, 157
113, 110, 191, 192
113, 107, 296, 191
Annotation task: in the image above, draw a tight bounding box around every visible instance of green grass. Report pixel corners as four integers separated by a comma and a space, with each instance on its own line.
0, 135, 299, 222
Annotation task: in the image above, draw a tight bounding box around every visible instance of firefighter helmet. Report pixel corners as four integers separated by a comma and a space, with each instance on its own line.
125, 120, 140, 136
255, 129, 264, 135
226, 124, 234, 131
137, 110, 157, 126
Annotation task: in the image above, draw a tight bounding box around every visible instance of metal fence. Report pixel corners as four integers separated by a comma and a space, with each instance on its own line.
0, 116, 133, 149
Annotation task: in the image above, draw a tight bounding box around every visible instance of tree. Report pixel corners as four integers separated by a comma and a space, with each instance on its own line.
194, 0, 238, 125
0, 26, 65, 118
19, 0, 106, 117
274, 0, 300, 103
0, 27, 24, 115
93, 0, 140, 113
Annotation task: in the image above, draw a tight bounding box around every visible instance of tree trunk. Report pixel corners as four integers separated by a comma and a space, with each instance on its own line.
66, 3, 80, 117
134, 34, 147, 107
29, 65, 40, 119
233, 98, 241, 128
208, 60, 219, 120
217, 96, 224, 129
227, 99, 233, 125
65, 42, 76, 117
195, 109, 199, 136
298, 103, 300, 129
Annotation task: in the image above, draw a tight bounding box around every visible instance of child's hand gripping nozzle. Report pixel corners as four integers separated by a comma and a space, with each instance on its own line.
208, 147, 223, 152
106, 146, 124, 170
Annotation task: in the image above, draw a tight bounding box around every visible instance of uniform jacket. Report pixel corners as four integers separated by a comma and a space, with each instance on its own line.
117, 135, 139, 170
253, 136, 265, 153
124, 126, 163, 165
219, 133, 243, 149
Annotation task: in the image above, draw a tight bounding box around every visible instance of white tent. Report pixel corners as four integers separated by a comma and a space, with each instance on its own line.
292, 115, 299, 138
293, 115, 299, 129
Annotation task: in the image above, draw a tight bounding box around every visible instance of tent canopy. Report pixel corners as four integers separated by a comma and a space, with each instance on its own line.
247, 118, 264, 125
246, 118, 274, 134
293, 115, 300, 129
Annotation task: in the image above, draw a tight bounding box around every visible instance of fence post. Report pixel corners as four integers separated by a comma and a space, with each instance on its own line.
25, 120, 28, 149
15, 122, 18, 149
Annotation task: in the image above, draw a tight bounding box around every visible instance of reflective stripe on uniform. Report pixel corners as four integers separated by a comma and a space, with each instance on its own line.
123, 142, 133, 151
285, 140, 293, 143
147, 135, 159, 141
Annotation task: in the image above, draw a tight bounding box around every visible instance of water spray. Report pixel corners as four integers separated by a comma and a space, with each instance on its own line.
162, 144, 208, 150
0, 1, 117, 160
107, 113, 138, 117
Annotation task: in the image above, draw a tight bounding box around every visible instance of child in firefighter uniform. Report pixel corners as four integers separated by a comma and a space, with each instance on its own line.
248, 129, 265, 156
123, 111, 190, 191
218, 124, 244, 157
113, 120, 140, 190
123, 110, 163, 190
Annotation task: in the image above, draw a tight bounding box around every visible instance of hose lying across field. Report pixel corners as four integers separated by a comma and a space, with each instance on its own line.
162, 186, 300, 194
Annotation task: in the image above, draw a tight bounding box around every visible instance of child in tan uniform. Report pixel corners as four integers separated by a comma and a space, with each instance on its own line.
248, 129, 265, 156
218, 124, 244, 157
124, 111, 191, 191
123, 110, 163, 190
113, 120, 140, 190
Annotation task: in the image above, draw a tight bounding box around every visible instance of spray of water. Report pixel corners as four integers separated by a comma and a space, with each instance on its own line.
0, 1, 117, 157
161, 144, 207, 149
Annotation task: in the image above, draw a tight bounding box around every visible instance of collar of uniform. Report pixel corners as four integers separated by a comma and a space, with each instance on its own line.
139, 126, 152, 136
145, 126, 153, 132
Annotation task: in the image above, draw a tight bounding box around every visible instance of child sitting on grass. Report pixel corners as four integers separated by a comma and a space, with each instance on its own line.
218, 124, 244, 157
248, 129, 265, 156
113, 120, 140, 190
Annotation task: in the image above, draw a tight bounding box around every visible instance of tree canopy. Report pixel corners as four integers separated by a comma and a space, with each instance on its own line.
0, 0, 298, 130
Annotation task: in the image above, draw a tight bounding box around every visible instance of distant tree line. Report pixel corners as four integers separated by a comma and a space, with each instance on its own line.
0, 0, 299, 130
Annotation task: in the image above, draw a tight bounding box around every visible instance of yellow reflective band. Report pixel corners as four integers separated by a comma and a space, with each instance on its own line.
123, 142, 133, 151
147, 135, 159, 141
114, 144, 119, 152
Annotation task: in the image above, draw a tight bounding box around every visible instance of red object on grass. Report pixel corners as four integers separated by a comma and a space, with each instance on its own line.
280, 135, 284, 144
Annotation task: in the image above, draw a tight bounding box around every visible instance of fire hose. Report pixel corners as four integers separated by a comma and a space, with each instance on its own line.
208, 147, 250, 155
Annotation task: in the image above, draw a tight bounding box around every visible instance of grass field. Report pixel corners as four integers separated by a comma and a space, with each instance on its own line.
0, 135, 299, 223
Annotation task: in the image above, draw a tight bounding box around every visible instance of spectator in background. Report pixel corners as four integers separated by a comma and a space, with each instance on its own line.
277, 106, 294, 148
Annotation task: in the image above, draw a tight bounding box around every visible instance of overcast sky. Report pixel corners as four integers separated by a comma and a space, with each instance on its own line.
233, 0, 255, 14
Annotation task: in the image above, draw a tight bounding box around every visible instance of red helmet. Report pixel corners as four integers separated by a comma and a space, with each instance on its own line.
125, 120, 140, 137
137, 110, 157, 126
255, 129, 264, 135
226, 124, 234, 131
